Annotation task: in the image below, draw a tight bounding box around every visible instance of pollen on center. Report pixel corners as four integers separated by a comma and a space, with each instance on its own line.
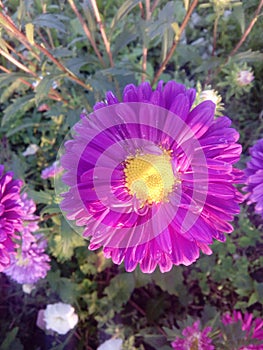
124, 149, 176, 206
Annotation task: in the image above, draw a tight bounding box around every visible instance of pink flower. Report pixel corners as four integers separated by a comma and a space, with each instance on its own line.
222, 311, 263, 349
171, 320, 214, 350
60, 81, 243, 273
41, 161, 63, 179
0, 165, 23, 271
236, 70, 254, 86
4, 194, 50, 284
243, 139, 263, 218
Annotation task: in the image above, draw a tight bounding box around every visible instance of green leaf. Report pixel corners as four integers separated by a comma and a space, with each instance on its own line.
254, 282, 263, 303
152, 266, 184, 296
248, 292, 258, 307
0, 79, 24, 103
6, 122, 41, 137
1, 94, 35, 127
65, 57, 97, 75
0, 73, 32, 89
47, 271, 78, 304
49, 217, 86, 262
231, 50, 263, 63
110, 0, 141, 31
35, 75, 63, 104
134, 266, 153, 288
143, 334, 167, 349
104, 273, 135, 311
27, 189, 53, 204
0, 37, 9, 53
233, 4, 245, 34
33, 13, 69, 33
112, 26, 138, 57
0, 327, 23, 350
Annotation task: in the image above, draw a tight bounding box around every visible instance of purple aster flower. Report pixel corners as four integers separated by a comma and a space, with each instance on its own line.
171, 320, 214, 350
59, 81, 243, 273
222, 311, 263, 349
0, 165, 23, 271
4, 232, 50, 284
20, 193, 39, 237
41, 161, 64, 180
243, 139, 263, 218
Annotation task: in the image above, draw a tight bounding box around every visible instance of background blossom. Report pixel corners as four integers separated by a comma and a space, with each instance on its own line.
243, 139, 263, 218
37, 302, 78, 335
41, 161, 64, 180
222, 311, 263, 349
4, 193, 50, 284
171, 320, 214, 350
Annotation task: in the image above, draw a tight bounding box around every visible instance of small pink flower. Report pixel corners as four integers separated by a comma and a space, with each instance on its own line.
222, 311, 263, 349
236, 70, 254, 86
41, 161, 63, 180
171, 320, 214, 350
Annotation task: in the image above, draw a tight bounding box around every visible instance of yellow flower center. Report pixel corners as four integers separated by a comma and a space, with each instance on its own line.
124, 149, 176, 206
190, 338, 199, 350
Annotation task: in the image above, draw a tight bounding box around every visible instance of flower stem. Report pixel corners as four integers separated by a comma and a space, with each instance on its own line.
207, 0, 263, 84
0, 10, 93, 91
228, 0, 263, 58
151, 0, 199, 86
90, 0, 114, 67
68, 0, 106, 68
142, 0, 151, 82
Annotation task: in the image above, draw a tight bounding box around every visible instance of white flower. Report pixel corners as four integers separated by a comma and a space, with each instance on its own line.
22, 144, 39, 156
236, 70, 254, 86
43, 302, 78, 335
200, 89, 222, 106
97, 338, 123, 350
22, 283, 35, 294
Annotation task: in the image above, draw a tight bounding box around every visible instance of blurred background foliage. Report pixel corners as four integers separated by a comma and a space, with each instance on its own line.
0, 0, 262, 349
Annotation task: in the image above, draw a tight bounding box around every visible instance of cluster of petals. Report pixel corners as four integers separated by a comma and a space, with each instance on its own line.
171, 320, 214, 350
41, 160, 64, 180
0, 165, 23, 271
236, 70, 254, 86
37, 302, 78, 335
4, 193, 50, 284
61, 81, 243, 273
243, 139, 263, 218
222, 311, 263, 349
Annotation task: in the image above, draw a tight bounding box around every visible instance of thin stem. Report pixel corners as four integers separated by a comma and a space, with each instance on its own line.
4, 41, 38, 70
0, 65, 69, 104
151, 0, 160, 13
142, 47, 148, 82
207, 0, 263, 83
90, 0, 114, 67
0, 12, 40, 61
40, 213, 62, 222
151, 0, 199, 86
0, 48, 38, 76
142, 0, 151, 82
41, 2, 55, 49
32, 42, 93, 91
212, 14, 220, 56
0, 65, 33, 87
68, 0, 106, 67
139, 2, 145, 18
228, 0, 263, 58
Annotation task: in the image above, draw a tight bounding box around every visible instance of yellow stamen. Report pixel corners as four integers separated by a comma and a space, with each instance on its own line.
124, 149, 176, 206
